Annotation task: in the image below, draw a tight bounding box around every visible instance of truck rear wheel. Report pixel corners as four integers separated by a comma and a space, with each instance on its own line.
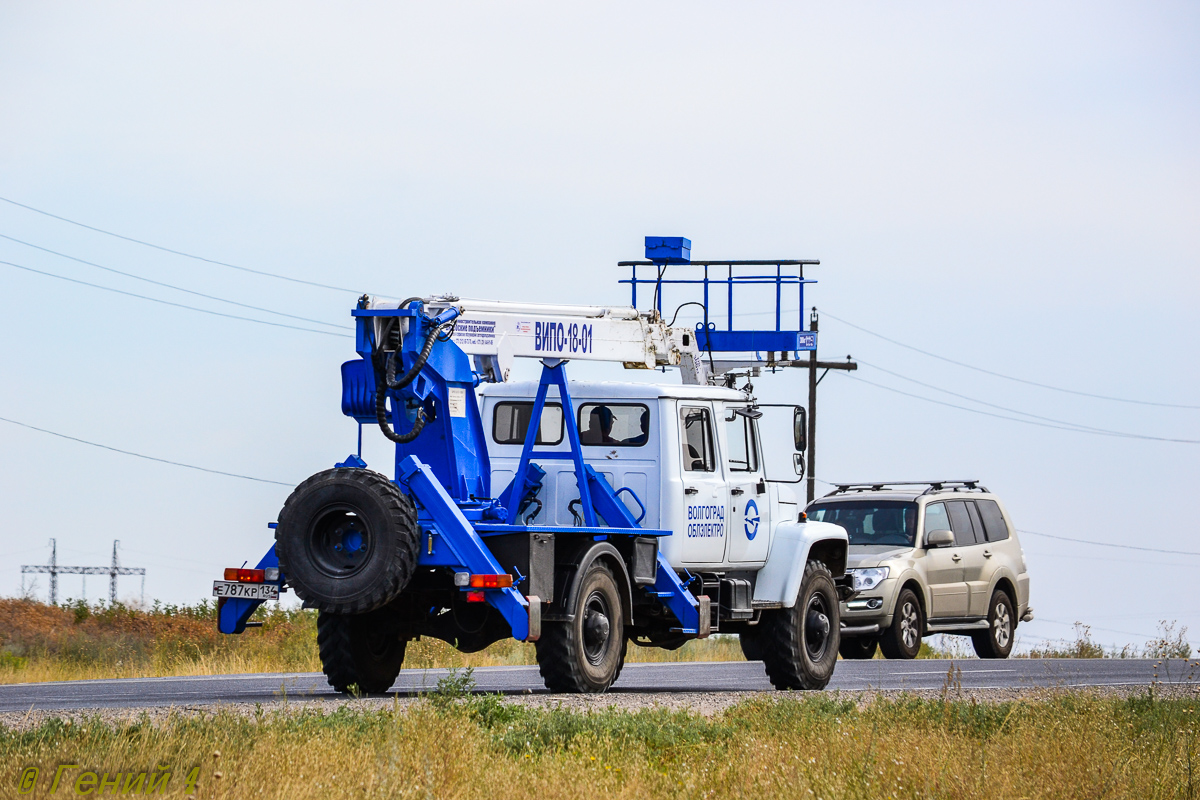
759, 560, 840, 690
317, 604, 407, 694
536, 561, 627, 693
276, 468, 420, 615
739, 630, 763, 661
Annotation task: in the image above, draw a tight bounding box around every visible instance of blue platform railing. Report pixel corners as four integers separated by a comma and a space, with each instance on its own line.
617, 259, 821, 355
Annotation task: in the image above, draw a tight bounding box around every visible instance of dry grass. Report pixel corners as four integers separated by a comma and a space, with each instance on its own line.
0, 599, 746, 685
2, 691, 1197, 798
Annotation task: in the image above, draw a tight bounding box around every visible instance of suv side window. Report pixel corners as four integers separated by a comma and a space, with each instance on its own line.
946, 500, 981, 545
680, 407, 715, 472
976, 499, 1010, 541
923, 502, 950, 538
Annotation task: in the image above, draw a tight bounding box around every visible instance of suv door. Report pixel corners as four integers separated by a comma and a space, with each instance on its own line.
973, 498, 1020, 614
959, 500, 995, 617
921, 501, 969, 617
678, 404, 728, 564
722, 405, 769, 565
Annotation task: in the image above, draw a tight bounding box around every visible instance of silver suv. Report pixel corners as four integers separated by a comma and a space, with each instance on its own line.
805, 481, 1032, 659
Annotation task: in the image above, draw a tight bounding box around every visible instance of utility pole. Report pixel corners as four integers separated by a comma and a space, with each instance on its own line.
49, 538, 57, 606
790, 308, 858, 503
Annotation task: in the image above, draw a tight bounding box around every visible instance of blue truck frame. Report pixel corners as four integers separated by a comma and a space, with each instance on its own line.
218, 238, 819, 650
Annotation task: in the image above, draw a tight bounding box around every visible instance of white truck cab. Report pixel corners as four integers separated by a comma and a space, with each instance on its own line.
479, 380, 850, 620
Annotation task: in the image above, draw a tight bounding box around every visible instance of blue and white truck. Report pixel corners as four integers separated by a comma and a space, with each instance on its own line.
214, 239, 852, 693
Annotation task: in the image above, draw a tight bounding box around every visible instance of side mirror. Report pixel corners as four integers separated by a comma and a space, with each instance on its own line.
925, 529, 954, 548
793, 407, 807, 452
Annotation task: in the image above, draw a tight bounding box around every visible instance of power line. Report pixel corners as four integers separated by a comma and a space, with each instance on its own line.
0, 194, 361, 294
0, 414, 293, 486
821, 309, 1200, 410
1035, 618, 1157, 641
855, 358, 1134, 436
0, 232, 350, 330
839, 371, 1200, 444
1018, 528, 1200, 557
0, 257, 352, 338
1024, 549, 1198, 569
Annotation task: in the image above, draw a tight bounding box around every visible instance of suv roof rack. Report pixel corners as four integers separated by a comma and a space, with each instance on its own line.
824, 480, 988, 497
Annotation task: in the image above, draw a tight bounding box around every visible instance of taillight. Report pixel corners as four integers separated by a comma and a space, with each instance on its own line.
224, 568, 265, 583
469, 574, 513, 589
465, 590, 486, 603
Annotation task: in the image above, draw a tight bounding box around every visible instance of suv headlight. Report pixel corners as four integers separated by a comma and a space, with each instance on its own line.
847, 567, 890, 592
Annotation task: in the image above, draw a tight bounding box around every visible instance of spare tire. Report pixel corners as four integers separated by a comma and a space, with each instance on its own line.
275, 468, 420, 615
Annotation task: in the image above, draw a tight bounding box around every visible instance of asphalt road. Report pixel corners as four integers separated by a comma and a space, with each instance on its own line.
1, 658, 1193, 713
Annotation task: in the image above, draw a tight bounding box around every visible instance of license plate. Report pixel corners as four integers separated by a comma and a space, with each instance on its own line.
213, 580, 279, 600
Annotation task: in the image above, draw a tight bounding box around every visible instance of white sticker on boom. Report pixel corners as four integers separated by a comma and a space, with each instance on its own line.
448, 387, 467, 418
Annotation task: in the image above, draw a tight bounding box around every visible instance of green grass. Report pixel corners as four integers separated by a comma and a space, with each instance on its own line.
3, 691, 1198, 798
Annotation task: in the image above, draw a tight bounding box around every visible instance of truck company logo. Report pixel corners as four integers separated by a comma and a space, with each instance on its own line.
534, 321, 593, 354
686, 504, 725, 538
743, 499, 760, 540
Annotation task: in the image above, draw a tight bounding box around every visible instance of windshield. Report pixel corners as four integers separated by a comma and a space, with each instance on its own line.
807, 500, 918, 547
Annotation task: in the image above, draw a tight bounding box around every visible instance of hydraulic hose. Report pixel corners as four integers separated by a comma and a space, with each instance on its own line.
373, 315, 449, 444
385, 321, 441, 391
375, 384, 426, 444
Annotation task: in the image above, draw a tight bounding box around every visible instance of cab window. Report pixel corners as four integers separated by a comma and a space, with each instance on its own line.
578, 403, 649, 447
492, 402, 564, 445
680, 407, 715, 472
724, 410, 759, 472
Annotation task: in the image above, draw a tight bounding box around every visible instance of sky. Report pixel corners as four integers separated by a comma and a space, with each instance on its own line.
0, 2, 1196, 655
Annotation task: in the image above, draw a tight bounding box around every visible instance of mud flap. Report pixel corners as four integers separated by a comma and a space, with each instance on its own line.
697, 595, 711, 639
526, 595, 542, 642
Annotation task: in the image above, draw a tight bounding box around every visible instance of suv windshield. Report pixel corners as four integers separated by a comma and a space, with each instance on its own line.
807, 500, 918, 547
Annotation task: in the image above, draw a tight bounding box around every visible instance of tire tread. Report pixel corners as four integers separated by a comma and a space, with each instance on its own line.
275, 468, 420, 615
759, 560, 838, 690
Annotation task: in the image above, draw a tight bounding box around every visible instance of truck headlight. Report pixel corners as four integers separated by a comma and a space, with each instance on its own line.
848, 567, 889, 592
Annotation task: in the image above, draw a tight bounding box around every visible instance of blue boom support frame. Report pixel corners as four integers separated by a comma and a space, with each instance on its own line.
219, 297, 702, 638
218, 240, 808, 638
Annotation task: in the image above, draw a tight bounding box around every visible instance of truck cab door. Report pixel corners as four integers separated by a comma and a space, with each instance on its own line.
722, 404, 770, 565
677, 404, 728, 564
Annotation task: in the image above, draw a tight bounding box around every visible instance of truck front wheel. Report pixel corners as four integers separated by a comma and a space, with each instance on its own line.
536, 561, 627, 693
760, 560, 840, 690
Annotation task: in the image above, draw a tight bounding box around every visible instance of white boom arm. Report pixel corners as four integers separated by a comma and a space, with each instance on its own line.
368, 295, 708, 383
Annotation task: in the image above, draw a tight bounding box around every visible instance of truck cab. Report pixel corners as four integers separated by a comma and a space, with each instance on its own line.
479, 380, 849, 642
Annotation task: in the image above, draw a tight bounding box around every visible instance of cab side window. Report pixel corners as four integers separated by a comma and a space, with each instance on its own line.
724, 410, 759, 472
923, 502, 950, 538
680, 407, 715, 472
493, 402, 564, 445
945, 500, 981, 545
976, 499, 1010, 542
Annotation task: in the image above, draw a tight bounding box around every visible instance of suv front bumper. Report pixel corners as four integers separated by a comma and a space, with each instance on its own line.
838, 577, 899, 637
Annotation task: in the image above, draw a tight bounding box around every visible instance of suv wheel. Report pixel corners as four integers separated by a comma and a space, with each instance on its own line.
838, 636, 878, 660
879, 588, 923, 659
972, 590, 1015, 658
